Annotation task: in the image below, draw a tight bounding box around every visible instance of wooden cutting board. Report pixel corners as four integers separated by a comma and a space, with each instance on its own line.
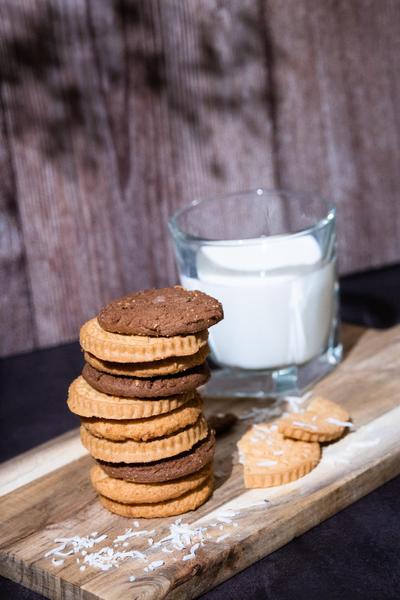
1, 324, 400, 600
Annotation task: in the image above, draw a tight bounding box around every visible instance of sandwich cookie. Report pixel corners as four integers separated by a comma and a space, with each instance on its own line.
82, 362, 210, 398
91, 462, 212, 504
97, 430, 216, 483
80, 318, 208, 363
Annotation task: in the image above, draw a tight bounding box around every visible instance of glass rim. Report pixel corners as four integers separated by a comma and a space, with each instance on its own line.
169, 188, 336, 246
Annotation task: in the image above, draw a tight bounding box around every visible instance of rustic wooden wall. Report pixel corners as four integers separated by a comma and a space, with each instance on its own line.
1, 0, 400, 357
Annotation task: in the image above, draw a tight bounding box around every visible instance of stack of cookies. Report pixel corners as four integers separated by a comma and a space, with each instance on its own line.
68, 286, 223, 518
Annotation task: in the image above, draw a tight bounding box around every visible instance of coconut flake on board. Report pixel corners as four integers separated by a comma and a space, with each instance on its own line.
144, 560, 164, 573
44, 502, 271, 580
325, 417, 354, 428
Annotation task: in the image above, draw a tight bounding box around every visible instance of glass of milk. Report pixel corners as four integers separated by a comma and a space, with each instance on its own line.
169, 189, 341, 397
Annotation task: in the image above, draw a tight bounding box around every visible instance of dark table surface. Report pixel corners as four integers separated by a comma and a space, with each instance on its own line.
1, 263, 400, 600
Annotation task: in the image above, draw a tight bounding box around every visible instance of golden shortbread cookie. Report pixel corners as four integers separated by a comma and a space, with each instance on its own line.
91, 463, 212, 504
99, 475, 214, 518
81, 394, 203, 442
243, 460, 318, 488
80, 318, 208, 363
84, 344, 210, 377
68, 376, 193, 420
238, 423, 320, 488
278, 396, 351, 443
80, 416, 208, 463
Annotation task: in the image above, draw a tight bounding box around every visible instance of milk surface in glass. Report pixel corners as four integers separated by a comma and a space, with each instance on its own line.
181, 235, 335, 370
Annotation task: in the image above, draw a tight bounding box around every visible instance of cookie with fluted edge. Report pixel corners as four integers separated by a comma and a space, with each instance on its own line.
278, 396, 351, 443
81, 393, 203, 442
97, 286, 223, 337
80, 416, 208, 463
68, 376, 194, 420
84, 344, 210, 378
98, 430, 216, 483
80, 318, 208, 363
91, 462, 212, 504
99, 474, 214, 518
238, 423, 320, 488
82, 361, 210, 399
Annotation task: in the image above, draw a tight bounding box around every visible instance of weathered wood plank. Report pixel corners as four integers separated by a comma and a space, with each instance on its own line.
0, 0, 399, 355
263, 0, 400, 272
0, 87, 35, 356
160, 0, 276, 198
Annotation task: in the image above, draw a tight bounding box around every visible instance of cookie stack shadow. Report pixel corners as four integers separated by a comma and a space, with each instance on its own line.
67, 287, 223, 518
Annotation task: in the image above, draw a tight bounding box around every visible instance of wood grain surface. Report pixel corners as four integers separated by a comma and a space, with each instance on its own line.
1, 0, 400, 356
0, 324, 400, 599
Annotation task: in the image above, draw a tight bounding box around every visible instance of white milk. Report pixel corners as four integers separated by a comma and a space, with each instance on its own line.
181, 236, 335, 370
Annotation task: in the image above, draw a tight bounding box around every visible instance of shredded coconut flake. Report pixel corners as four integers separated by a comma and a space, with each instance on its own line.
182, 553, 196, 561
94, 534, 107, 544
45, 502, 270, 576
158, 520, 207, 552
292, 421, 318, 430
144, 560, 164, 573
325, 417, 354, 428
83, 547, 148, 571
284, 396, 305, 413
256, 459, 277, 467
44, 533, 109, 559
113, 528, 155, 544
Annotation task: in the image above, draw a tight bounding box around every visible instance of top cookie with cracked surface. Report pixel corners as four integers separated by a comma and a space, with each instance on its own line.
97, 286, 223, 337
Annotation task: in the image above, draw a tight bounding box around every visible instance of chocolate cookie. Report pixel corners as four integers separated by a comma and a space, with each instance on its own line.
82, 362, 210, 398
97, 430, 215, 483
97, 286, 223, 337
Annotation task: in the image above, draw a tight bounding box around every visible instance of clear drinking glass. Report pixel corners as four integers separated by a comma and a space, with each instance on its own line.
169, 189, 341, 397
